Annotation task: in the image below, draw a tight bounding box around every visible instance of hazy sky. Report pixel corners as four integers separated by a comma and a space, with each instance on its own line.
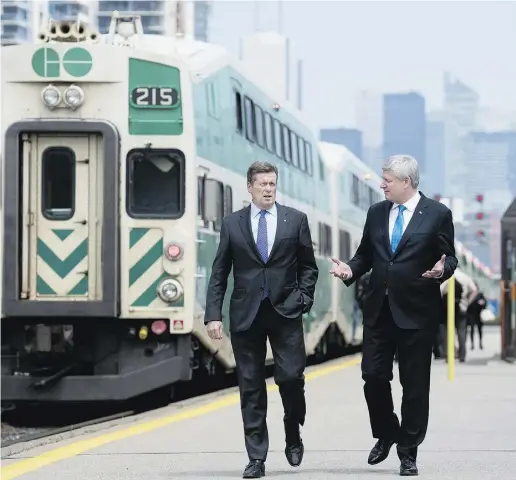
209, 0, 516, 129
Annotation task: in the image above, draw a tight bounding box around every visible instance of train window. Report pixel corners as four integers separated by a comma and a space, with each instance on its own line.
254, 105, 265, 148
369, 187, 381, 206
212, 181, 224, 231
318, 155, 325, 181
197, 176, 203, 217
224, 185, 233, 217
197, 176, 209, 228
207, 82, 218, 119
244, 96, 255, 142
290, 130, 299, 167
273, 119, 283, 158
41, 146, 75, 220
318, 223, 324, 255
264, 113, 274, 153
126, 148, 185, 219
318, 222, 332, 256
304, 142, 313, 176
282, 125, 291, 163
339, 229, 351, 261
351, 174, 359, 206
297, 136, 306, 171
234, 91, 243, 134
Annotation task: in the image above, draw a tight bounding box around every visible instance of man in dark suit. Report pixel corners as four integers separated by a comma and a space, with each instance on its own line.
330, 155, 457, 477
205, 161, 318, 478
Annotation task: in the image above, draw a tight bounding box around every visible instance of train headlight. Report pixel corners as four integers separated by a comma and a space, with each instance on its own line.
63, 85, 84, 109
157, 278, 183, 303
41, 85, 61, 108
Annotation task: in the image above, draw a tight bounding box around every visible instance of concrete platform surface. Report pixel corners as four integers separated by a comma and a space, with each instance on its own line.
2, 326, 514, 479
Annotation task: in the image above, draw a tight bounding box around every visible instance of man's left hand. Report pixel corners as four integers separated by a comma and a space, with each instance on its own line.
422, 254, 446, 278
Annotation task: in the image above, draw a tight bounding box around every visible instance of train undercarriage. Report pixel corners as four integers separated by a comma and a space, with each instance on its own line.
1, 318, 353, 408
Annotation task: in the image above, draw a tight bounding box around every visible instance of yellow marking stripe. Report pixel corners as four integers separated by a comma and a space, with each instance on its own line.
1, 356, 361, 479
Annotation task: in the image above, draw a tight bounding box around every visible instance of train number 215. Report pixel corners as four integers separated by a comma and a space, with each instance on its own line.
131, 86, 179, 107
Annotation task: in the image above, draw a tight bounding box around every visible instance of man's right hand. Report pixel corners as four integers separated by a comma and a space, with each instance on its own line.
206, 320, 223, 340
329, 258, 353, 280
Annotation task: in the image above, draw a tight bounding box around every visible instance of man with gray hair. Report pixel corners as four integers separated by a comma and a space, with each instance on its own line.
330, 154, 457, 476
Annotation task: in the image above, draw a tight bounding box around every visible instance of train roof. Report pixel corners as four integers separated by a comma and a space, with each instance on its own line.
455, 240, 492, 277
318, 141, 382, 182
96, 32, 316, 135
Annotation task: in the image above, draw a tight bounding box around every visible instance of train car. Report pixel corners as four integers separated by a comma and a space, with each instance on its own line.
455, 240, 498, 297
0, 14, 355, 406
1, 16, 199, 404
317, 141, 383, 352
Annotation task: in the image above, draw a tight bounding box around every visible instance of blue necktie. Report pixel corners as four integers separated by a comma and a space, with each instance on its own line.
256, 210, 269, 297
391, 205, 406, 252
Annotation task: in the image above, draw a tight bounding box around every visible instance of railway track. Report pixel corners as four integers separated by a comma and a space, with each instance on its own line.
1, 344, 362, 449
1, 410, 136, 448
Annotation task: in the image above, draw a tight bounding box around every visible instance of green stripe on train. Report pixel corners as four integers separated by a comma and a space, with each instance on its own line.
129, 228, 184, 307
36, 236, 88, 296
37, 238, 88, 278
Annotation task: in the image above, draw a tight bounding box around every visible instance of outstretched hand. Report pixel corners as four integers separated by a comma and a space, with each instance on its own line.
422, 254, 446, 278
329, 258, 352, 280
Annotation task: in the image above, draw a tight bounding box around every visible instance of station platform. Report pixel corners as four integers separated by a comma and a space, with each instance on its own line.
2, 326, 514, 480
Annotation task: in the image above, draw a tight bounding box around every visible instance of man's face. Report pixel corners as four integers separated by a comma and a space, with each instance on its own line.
247, 172, 277, 209
381, 170, 409, 203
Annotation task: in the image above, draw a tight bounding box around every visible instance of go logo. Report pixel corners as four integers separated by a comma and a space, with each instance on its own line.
32, 47, 93, 78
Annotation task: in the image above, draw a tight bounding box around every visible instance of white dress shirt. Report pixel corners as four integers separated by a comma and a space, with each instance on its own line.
250, 202, 277, 257
388, 192, 445, 279
388, 192, 421, 242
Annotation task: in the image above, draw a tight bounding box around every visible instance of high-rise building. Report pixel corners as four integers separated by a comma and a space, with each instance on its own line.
48, 0, 97, 28
193, 0, 210, 42
465, 131, 516, 212
459, 131, 516, 271
425, 112, 446, 198
382, 92, 426, 174
97, 0, 210, 41
2, 1, 212, 44
444, 72, 479, 137
1, 0, 43, 45
442, 72, 480, 199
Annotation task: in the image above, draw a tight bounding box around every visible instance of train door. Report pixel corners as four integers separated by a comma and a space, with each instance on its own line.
21, 134, 101, 300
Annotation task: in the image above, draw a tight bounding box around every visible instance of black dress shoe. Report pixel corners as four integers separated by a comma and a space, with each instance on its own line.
284, 422, 304, 467
400, 457, 418, 476
368, 439, 395, 465
242, 460, 265, 478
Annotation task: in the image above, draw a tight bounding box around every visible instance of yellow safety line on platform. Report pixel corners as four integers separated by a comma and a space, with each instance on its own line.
1, 355, 361, 479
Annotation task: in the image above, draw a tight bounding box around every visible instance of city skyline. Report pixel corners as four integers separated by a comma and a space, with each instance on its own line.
209, 1, 516, 128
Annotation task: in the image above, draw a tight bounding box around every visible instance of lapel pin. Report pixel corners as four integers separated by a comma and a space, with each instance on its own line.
419, 211, 422, 214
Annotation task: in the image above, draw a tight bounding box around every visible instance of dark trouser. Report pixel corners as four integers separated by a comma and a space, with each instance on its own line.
433, 325, 445, 358
230, 298, 306, 462
361, 297, 435, 461
441, 312, 467, 361
468, 314, 483, 348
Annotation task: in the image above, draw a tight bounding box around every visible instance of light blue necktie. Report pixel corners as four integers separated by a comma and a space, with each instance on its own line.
256, 210, 269, 298
391, 205, 406, 252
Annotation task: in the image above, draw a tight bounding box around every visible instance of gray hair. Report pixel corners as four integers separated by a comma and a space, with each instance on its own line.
382, 155, 420, 188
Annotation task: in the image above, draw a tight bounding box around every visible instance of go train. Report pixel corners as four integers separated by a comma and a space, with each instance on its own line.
0, 13, 498, 405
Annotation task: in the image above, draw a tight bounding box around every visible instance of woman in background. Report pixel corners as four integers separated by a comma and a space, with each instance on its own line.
467, 281, 487, 350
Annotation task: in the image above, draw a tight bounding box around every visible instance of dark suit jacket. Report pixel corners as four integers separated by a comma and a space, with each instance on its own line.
204, 203, 319, 333
344, 192, 458, 330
